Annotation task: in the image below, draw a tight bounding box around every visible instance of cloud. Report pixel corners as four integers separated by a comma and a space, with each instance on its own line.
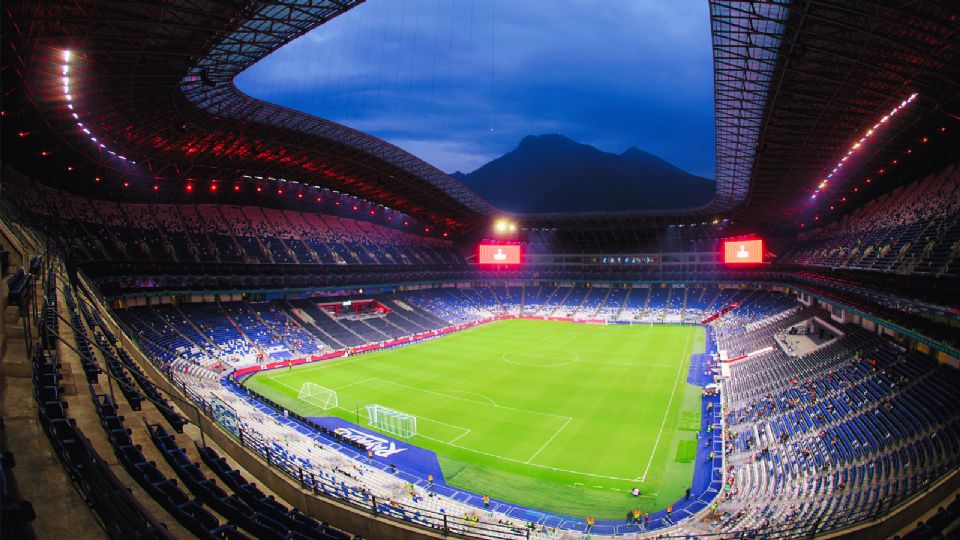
235, 0, 715, 181
389, 138, 499, 174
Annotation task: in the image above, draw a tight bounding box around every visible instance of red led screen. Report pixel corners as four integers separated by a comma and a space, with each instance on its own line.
723, 239, 763, 264
478, 244, 521, 265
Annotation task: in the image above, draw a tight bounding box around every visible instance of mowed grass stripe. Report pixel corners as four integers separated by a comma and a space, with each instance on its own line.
245, 319, 703, 518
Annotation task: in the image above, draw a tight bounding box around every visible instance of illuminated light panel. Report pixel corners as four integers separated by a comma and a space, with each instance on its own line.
59, 50, 135, 166
478, 243, 522, 265
809, 93, 918, 202
723, 239, 763, 264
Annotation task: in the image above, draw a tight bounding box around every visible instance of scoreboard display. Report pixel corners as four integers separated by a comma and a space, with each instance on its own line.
723, 239, 763, 264
478, 243, 521, 265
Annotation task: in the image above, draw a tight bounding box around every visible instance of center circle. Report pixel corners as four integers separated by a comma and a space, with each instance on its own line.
501, 349, 580, 367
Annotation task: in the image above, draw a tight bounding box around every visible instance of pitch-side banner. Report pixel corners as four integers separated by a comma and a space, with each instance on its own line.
306, 415, 445, 480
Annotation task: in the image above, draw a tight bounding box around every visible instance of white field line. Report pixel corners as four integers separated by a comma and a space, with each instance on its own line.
306, 382, 476, 440
332, 377, 378, 391
524, 416, 572, 464
577, 360, 689, 368
638, 328, 694, 482
447, 429, 472, 444
332, 405, 470, 440
260, 324, 700, 484
267, 378, 330, 416
431, 389, 499, 407
370, 377, 573, 421
414, 432, 638, 481
273, 375, 604, 478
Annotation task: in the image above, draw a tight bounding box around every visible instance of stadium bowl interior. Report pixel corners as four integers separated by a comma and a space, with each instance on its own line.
1, 1, 959, 539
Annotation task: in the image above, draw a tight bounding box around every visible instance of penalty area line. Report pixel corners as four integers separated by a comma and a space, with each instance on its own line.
447, 429, 471, 444
416, 432, 638, 482
524, 416, 572, 464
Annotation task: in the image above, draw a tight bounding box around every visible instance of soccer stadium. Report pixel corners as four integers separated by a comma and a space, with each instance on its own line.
1, 1, 959, 539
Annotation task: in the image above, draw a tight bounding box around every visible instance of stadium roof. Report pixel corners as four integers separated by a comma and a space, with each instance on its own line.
520, 0, 960, 236
3, 0, 959, 237
3, 0, 492, 232
724, 0, 960, 232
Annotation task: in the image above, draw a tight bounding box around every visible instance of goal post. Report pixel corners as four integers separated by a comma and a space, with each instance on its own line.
365, 404, 417, 439
298, 382, 338, 411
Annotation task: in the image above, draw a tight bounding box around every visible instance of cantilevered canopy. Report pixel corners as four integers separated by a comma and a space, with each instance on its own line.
3, 0, 959, 237
719, 0, 960, 232
5, 0, 493, 232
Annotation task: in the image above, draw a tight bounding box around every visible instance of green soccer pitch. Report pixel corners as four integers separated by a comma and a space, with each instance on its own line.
243, 318, 705, 519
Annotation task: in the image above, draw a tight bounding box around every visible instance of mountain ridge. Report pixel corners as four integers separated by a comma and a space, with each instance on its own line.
449, 134, 715, 213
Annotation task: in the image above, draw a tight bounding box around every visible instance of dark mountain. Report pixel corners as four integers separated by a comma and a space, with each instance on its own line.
449, 134, 715, 213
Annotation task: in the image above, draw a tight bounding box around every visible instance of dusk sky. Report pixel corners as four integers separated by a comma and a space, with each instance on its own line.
235, 0, 716, 179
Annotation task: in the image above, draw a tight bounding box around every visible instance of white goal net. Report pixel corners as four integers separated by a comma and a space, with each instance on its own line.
298, 382, 338, 411
365, 404, 417, 439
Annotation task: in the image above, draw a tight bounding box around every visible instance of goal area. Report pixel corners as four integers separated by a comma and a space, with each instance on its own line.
298, 382, 338, 411
365, 404, 417, 439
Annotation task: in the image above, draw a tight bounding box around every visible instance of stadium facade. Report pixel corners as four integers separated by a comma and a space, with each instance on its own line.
1, 1, 959, 539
